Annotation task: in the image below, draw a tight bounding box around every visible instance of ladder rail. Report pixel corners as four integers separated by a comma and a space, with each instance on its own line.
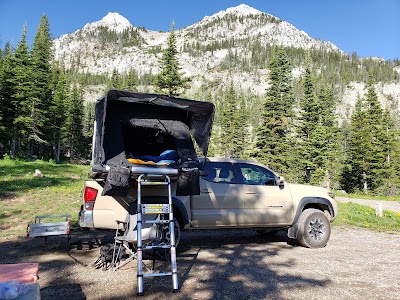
136, 173, 179, 296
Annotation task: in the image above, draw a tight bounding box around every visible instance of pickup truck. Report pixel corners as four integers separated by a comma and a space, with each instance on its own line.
79, 89, 338, 248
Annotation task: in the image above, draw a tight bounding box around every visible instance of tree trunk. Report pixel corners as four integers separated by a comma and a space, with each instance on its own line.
56, 139, 61, 162
362, 172, 368, 193
10, 126, 17, 159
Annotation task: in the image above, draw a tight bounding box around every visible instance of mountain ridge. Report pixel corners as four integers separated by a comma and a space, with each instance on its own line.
53, 4, 400, 115
54, 4, 342, 77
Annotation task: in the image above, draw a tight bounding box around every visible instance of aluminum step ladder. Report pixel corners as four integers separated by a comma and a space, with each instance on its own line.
136, 173, 178, 296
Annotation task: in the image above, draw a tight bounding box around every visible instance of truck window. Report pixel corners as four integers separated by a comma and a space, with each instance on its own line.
235, 163, 277, 186
202, 162, 237, 184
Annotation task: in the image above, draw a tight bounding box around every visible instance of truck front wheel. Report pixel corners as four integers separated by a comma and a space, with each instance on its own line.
296, 208, 331, 248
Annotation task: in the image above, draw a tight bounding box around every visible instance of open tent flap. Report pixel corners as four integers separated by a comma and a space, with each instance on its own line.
123, 119, 197, 165
91, 90, 214, 196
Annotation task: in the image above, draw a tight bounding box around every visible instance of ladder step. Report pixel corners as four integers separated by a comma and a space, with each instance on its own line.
142, 209, 169, 215
142, 219, 170, 224
141, 204, 170, 214
143, 244, 172, 250
140, 181, 169, 186
143, 272, 172, 278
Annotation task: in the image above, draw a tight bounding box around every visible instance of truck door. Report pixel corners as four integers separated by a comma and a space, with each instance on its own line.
190, 162, 244, 227
234, 163, 293, 226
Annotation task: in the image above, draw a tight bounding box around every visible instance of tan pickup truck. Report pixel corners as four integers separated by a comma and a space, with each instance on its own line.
79, 90, 338, 248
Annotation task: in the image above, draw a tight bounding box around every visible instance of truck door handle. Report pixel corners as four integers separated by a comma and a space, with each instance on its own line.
245, 191, 257, 194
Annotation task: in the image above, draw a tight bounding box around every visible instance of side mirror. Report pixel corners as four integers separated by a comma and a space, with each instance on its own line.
277, 176, 285, 187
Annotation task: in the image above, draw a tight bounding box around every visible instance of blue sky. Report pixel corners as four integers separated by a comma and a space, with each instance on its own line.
0, 0, 399, 60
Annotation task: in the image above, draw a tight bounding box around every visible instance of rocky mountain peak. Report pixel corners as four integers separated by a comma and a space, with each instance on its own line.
216, 3, 262, 17
198, 4, 263, 25
82, 12, 132, 33
53, 4, 343, 80
52, 5, 400, 114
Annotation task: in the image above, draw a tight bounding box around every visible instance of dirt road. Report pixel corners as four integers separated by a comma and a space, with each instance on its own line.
336, 196, 400, 213
0, 226, 399, 300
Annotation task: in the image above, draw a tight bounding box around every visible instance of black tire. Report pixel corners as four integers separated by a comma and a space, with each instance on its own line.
150, 217, 181, 260
161, 217, 181, 248
296, 208, 331, 248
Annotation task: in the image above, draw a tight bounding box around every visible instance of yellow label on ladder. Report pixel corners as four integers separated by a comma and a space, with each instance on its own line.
141, 204, 170, 214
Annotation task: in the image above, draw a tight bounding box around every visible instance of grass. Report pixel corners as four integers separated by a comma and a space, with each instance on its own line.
0, 159, 399, 240
333, 202, 400, 232
0, 159, 90, 240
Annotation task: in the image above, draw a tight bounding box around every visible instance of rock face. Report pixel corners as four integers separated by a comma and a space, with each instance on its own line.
53, 4, 339, 77
53, 4, 400, 115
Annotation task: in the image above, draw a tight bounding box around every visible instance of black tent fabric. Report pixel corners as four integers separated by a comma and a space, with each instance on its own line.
91, 89, 215, 177
125, 119, 197, 164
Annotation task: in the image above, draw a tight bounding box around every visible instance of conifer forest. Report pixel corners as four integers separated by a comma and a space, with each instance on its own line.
1, 15, 400, 197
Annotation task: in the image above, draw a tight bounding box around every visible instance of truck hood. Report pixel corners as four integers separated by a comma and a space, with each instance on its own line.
286, 183, 330, 197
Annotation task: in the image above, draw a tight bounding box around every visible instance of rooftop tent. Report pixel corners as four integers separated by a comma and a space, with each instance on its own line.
91, 89, 215, 174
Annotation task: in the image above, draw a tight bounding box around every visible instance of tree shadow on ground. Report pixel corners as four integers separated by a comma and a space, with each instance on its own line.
0, 229, 331, 300
139, 229, 330, 299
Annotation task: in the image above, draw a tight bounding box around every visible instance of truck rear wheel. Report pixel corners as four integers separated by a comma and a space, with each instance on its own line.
161, 217, 181, 248
296, 208, 331, 248
150, 217, 180, 260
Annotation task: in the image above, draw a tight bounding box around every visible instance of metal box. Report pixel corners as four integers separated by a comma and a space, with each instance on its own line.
27, 214, 70, 238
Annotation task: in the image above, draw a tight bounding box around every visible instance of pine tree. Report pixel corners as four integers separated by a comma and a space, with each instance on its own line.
341, 97, 366, 192
377, 110, 400, 196
0, 47, 3, 151
253, 48, 294, 174
63, 85, 84, 160
220, 81, 247, 158
5, 26, 34, 158
362, 77, 387, 191
82, 101, 95, 159
316, 87, 341, 188
342, 76, 389, 193
122, 68, 138, 90
30, 15, 54, 155
204, 92, 221, 157
294, 67, 322, 182
0, 43, 16, 155
155, 20, 190, 96
108, 68, 122, 89
298, 68, 321, 140
293, 65, 342, 186
50, 68, 68, 162
236, 93, 250, 159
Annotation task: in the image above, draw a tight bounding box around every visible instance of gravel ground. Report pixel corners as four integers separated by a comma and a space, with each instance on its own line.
0, 226, 399, 300
336, 197, 400, 213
